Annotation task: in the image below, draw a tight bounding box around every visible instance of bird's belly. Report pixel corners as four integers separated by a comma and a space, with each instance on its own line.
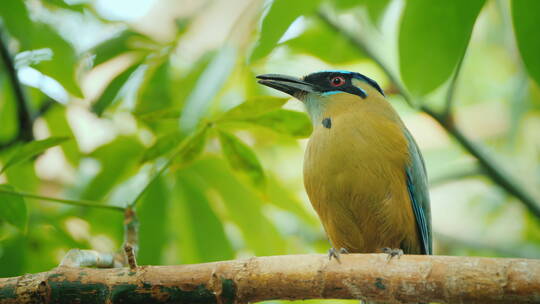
303, 117, 419, 253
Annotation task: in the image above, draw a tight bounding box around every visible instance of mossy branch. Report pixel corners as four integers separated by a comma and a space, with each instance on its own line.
0, 254, 538, 304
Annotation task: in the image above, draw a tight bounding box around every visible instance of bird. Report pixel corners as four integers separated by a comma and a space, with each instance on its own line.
256, 71, 432, 258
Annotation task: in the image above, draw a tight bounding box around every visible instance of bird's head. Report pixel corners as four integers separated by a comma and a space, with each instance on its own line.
257, 70, 385, 122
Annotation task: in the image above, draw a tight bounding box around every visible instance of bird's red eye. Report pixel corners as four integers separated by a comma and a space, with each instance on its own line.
330, 76, 346, 87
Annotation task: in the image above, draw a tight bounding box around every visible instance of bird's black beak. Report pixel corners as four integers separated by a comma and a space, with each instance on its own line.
256, 74, 318, 99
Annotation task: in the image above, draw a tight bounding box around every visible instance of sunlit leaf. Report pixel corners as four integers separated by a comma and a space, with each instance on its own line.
285, 18, 363, 64
0, 1, 82, 96
137, 176, 169, 265
82, 137, 144, 200
91, 30, 154, 67
171, 127, 209, 169
399, 0, 485, 95
142, 131, 184, 163
185, 158, 286, 255
512, 0, 540, 87
266, 175, 318, 227
219, 97, 288, 121
250, 0, 322, 62
32, 23, 82, 97
173, 173, 234, 263
179, 46, 236, 132
135, 58, 172, 115
218, 130, 265, 188
244, 109, 312, 138
42, 0, 86, 13
43, 106, 80, 166
1, 137, 69, 173
92, 60, 142, 116
0, 185, 27, 231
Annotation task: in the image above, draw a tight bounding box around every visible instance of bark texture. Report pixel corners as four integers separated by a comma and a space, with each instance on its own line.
1, 254, 539, 304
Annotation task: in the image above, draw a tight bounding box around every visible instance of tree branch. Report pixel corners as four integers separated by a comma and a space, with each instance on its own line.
0, 26, 34, 143
0, 254, 538, 304
317, 10, 540, 219
0, 187, 126, 212
422, 106, 540, 219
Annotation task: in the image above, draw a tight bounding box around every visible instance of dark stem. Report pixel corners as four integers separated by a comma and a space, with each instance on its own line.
0, 26, 34, 142
422, 105, 540, 218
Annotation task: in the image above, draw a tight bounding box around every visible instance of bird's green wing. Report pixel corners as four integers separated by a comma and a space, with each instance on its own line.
403, 128, 432, 255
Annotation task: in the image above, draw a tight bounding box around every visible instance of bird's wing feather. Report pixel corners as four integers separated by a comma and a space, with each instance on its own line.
403, 128, 432, 255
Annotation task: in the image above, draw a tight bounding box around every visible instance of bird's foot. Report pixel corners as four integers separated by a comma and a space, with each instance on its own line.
328, 247, 349, 262
381, 247, 403, 261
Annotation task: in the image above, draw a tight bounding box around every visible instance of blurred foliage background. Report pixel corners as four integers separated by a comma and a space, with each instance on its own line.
0, 0, 540, 301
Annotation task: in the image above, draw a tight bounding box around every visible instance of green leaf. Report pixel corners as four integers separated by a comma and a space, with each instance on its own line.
0, 185, 27, 231
31, 23, 83, 97
43, 106, 80, 166
364, 0, 391, 25
142, 131, 184, 163
91, 30, 154, 67
285, 18, 363, 64
179, 46, 236, 132
399, 0, 485, 95
250, 0, 322, 62
0, 1, 82, 96
218, 130, 265, 188
219, 97, 288, 121
266, 175, 318, 227
82, 137, 144, 200
173, 173, 234, 263
0, 233, 26, 277
42, 0, 86, 13
0, 0, 33, 47
1, 137, 70, 173
172, 127, 209, 168
137, 176, 169, 265
184, 157, 286, 255
244, 109, 312, 138
332, 0, 359, 10
134, 59, 173, 115
333, 0, 391, 25
92, 60, 142, 116
512, 0, 540, 87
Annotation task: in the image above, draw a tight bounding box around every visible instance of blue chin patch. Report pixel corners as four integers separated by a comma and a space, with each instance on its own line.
321, 91, 343, 96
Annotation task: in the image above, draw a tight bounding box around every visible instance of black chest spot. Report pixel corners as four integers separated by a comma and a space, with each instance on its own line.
322, 117, 332, 129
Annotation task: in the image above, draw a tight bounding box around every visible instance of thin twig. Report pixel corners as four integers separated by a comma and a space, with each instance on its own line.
119, 207, 139, 268
0, 188, 125, 212
318, 10, 540, 219
123, 244, 138, 270
0, 26, 34, 142
443, 51, 467, 117
429, 165, 482, 187
129, 124, 209, 208
422, 105, 540, 218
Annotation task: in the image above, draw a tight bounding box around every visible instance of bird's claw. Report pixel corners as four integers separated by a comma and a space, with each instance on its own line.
381, 247, 403, 261
328, 247, 349, 262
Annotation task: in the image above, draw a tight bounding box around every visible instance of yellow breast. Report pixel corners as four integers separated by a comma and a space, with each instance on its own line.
303, 92, 421, 253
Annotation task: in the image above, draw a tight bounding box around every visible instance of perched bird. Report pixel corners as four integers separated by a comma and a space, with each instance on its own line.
257, 71, 432, 257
